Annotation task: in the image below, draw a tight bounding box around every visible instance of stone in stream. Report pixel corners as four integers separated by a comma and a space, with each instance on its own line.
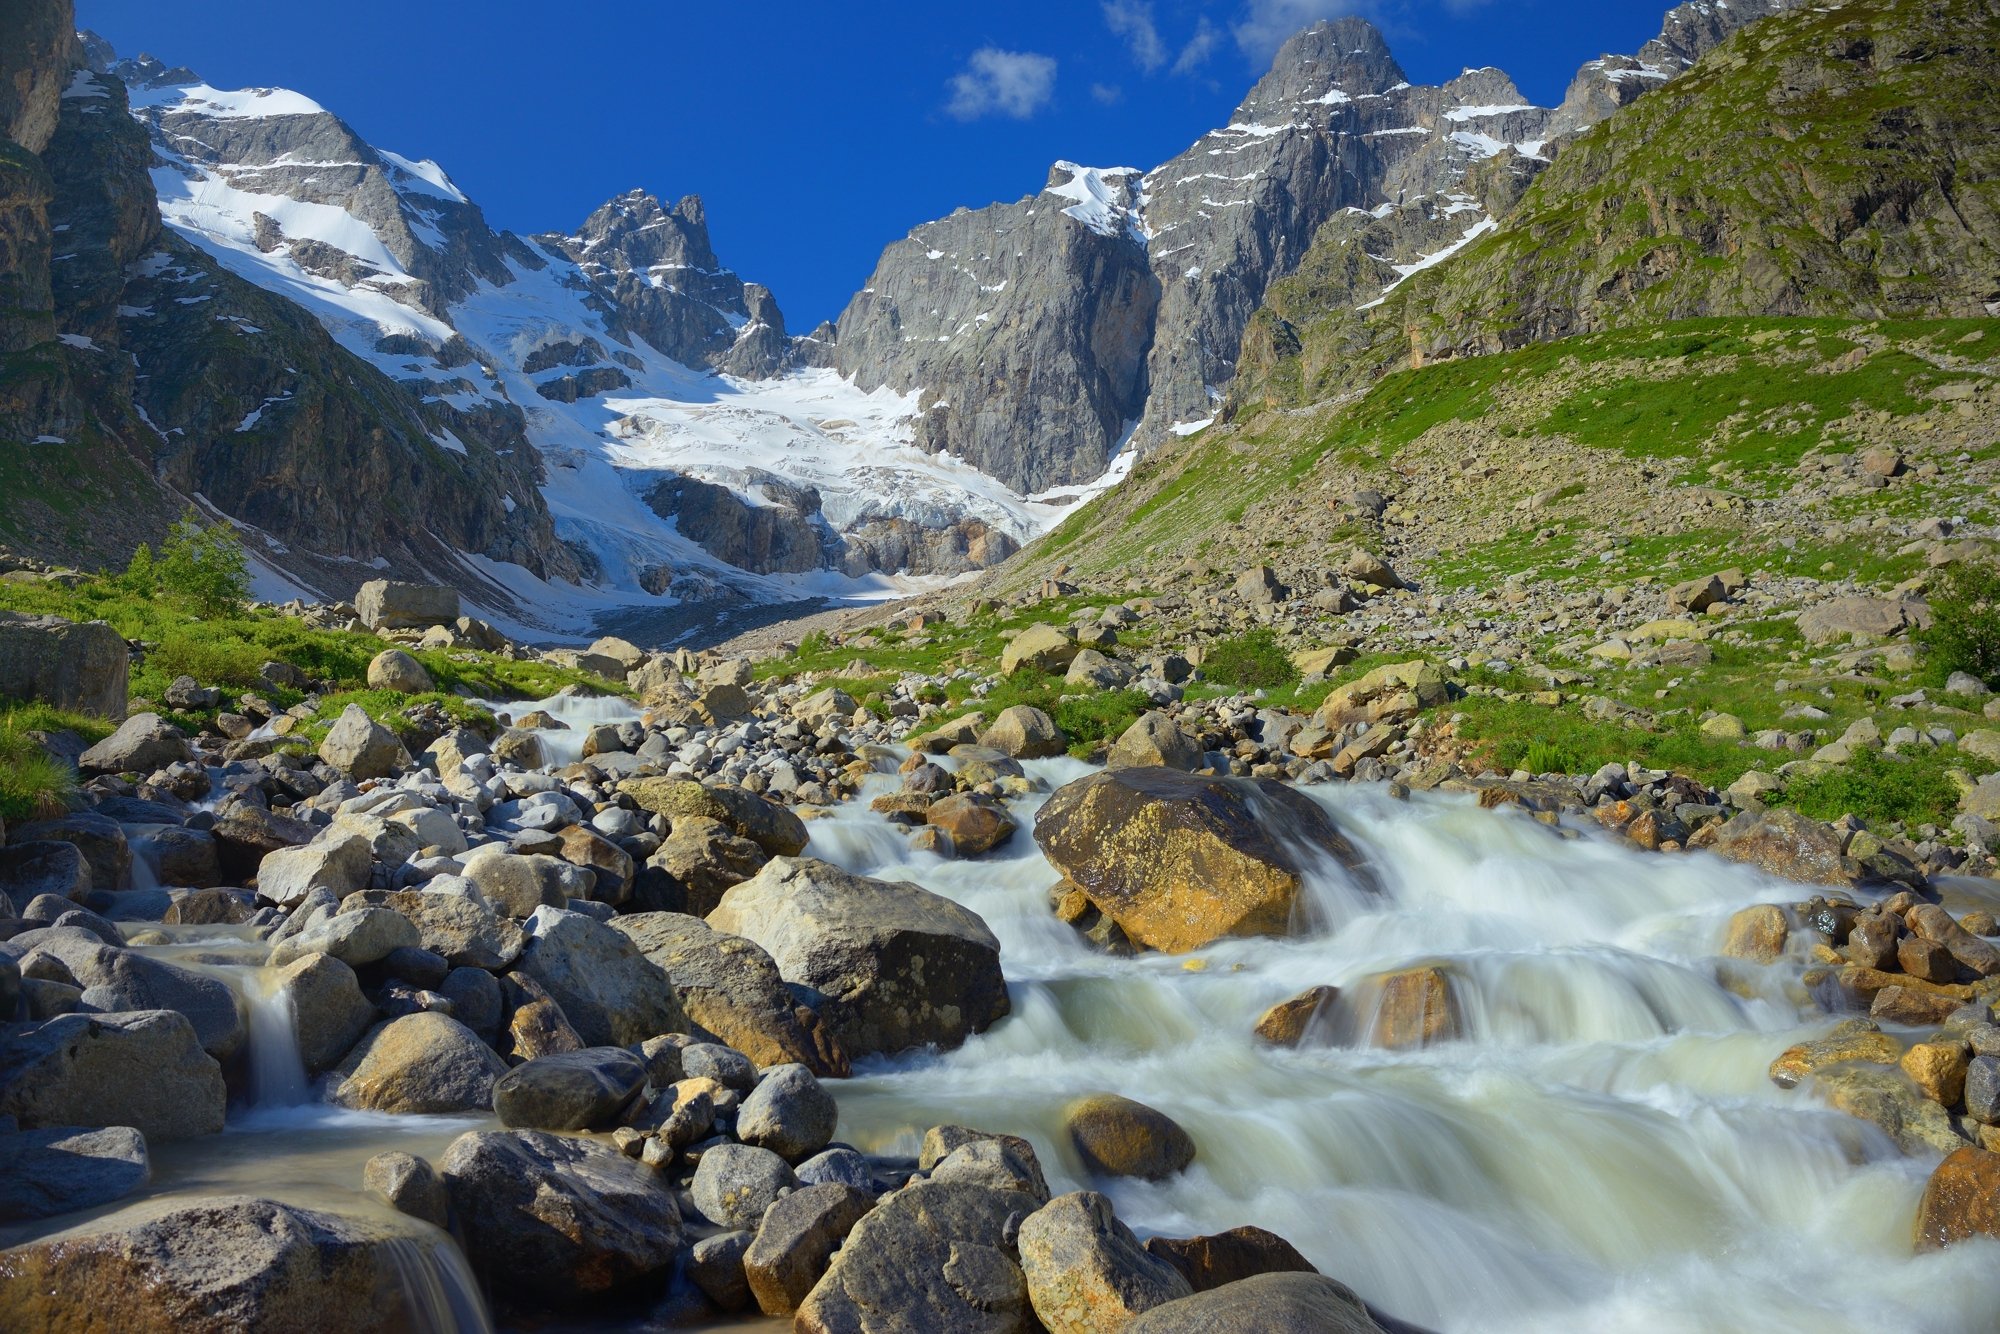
1034, 768, 1373, 954
76, 713, 192, 777
13, 812, 129, 890
1915, 1145, 2000, 1249
796, 1179, 1041, 1334
0, 1125, 150, 1221
0, 1195, 470, 1332
275, 952, 376, 1073
925, 793, 1018, 856
255, 834, 373, 910
736, 1062, 838, 1160
211, 803, 318, 881
491, 1047, 650, 1131
362, 1149, 449, 1229
1018, 1190, 1193, 1332
708, 856, 1008, 1059
619, 777, 809, 857
269, 906, 421, 970
328, 1012, 509, 1114
378, 889, 525, 970
1125, 1271, 1390, 1333
690, 1142, 798, 1230
0, 840, 90, 904
797, 1147, 876, 1192
21, 931, 243, 1059
1144, 1225, 1320, 1292
514, 905, 688, 1047
1710, 809, 1913, 890
1768, 1019, 1902, 1087
930, 1138, 1052, 1202
744, 1181, 876, 1316
1907, 903, 2000, 977
443, 1129, 682, 1301
682, 1041, 757, 1090
689, 1230, 755, 1312
1719, 905, 1789, 963
0, 1010, 224, 1139
1367, 966, 1461, 1050
1064, 1094, 1197, 1182
1254, 985, 1339, 1046
610, 912, 849, 1077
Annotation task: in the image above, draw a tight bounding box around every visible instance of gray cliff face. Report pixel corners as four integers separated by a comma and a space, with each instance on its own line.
833, 163, 1158, 494
1549, 0, 1805, 136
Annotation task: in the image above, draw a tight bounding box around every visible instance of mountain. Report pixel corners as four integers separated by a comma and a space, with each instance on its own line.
828, 0, 1804, 496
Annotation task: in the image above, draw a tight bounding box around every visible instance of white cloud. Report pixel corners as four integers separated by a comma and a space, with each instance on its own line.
1103, 0, 1168, 71
1233, 0, 1371, 64
946, 47, 1059, 120
1091, 81, 1126, 104
1172, 16, 1224, 74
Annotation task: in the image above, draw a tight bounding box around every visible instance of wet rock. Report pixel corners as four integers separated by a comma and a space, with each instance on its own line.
211, 804, 317, 881
0, 1195, 461, 1332
1367, 965, 1461, 1049
77, 713, 191, 777
515, 905, 688, 1047
1720, 905, 1789, 963
796, 1179, 1040, 1334
744, 1181, 876, 1316
1035, 768, 1372, 954
737, 1062, 838, 1161
1915, 1145, 2000, 1249
329, 1012, 508, 1114
1769, 1019, 1902, 1087
708, 857, 1007, 1059
1815, 1065, 1963, 1155
1019, 1190, 1193, 1332
442, 1128, 682, 1301
1711, 809, 1898, 889
275, 952, 376, 1073
1908, 904, 2000, 977
362, 1149, 448, 1229
492, 1047, 650, 1131
0, 840, 90, 903
611, 912, 848, 1077
271, 905, 421, 970
925, 793, 1018, 856
0, 1124, 150, 1221
689, 1230, 754, 1312
25, 933, 242, 1058
981, 705, 1066, 759
0, 1010, 224, 1140
690, 1142, 798, 1230
1902, 1039, 1970, 1106
256, 834, 372, 910
1125, 1271, 1388, 1333
1870, 986, 1963, 1027
317, 704, 405, 780
1064, 1093, 1196, 1182
1106, 712, 1204, 772
1143, 1225, 1318, 1292
620, 778, 809, 857
1254, 985, 1338, 1047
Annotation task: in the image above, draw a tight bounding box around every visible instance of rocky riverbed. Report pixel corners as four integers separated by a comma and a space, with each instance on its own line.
5, 582, 2000, 1332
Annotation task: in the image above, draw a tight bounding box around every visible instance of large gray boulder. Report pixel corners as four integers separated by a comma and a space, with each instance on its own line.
0, 1195, 469, 1331
796, 1179, 1042, 1333
619, 777, 809, 857
1018, 1191, 1193, 1331
690, 1142, 798, 1230
273, 952, 376, 1073
744, 1181, 875, 1316
355, 579, 459, 631
707, 857, 1007, 1059
610, 912, 847, 1077
461, 849, 575, 918
514, 906, 687, 1047
1795, 596, 1929, 645
0, 840, 90, 903
366, 648, 434, 693
0, 612, 127, 718
492, 1047, 650, 1131
256, 834, 373, 910
328, 1012, 508, 1114
77, 713, 192, 777
736, 1062, 838, 1161
0, 1010, 224, 1139
1124, 1272, 1388, 1333
23, 931, 243, 1058
269, 906, 421, 969
0, 1124, 150, 1221
377, 889, 525, 970
13, 812, 130, 890
317, 704, 405, 780
441, 1129, 682, 1302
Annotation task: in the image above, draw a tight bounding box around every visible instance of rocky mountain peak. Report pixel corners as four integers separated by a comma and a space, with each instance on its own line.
1237, 17, 1408, 117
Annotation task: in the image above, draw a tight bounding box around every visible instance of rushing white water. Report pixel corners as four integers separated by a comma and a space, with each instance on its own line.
481, 690, 647, 768
239, 966, 310, 1108
807, 761, 2000, 1333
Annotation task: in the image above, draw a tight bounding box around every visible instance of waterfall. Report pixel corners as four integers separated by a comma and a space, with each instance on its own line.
241, 966, 309, 1107
378, 1233, 495, 1334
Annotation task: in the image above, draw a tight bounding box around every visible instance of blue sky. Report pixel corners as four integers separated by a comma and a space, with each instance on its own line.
81, 0, 1672, 328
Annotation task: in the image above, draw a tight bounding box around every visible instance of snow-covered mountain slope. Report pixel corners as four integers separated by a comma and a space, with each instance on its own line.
103, 47, 1075, 632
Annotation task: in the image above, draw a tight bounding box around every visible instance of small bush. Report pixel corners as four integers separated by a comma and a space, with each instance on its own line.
0, 711, 87, 823
1202, 629, 1300, 691
1052, 689, 1154, 755
1777, 749, 1967, 828
1520, 739, 1579, 775
1921, 563, 2000, 688
144, 508, 250, 618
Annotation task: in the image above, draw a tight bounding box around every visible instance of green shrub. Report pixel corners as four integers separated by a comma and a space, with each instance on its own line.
143, 508, 250, 618
1520, 739, 1579, 775
1052, 689, 1154, 755
0, 708, 93, 822
1777, 749, 1967, 828
1920, 563, 2000, 688
1202, 629, 1300, 691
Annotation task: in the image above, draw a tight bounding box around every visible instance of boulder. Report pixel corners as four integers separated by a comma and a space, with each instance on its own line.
362, 1150, 449, 1229
1908, 903, 2000, 977
1253, 985, 1338, 1047
317, 705, 404, 780
77, 713, 191, 777
1003, 624, 1079, 676
355, 580, 459, 631
460, 849, 572, 918
1314, 661, 1448, 728
1064, 1094, 1196, 1182
1034, 768, 1372, 954
378, 889, 525, 971
1144, 1226, 1318, 1293
1795, 596, 1928, 645
0, 1124, 150, 1221
557, 825, 635, 904
274, 953, 375, 1073
0, 1196, 471, 1332
981, 705, 1066, 759
619, 778, 809, 857
1710, 809, 1883, 889
1366, 965, 1461, 1049
1915, 1145, 2000, 1249
1125, 1272, 1388, 1333
744, 1181, 875, 1316
930, 1137, 1051, 1201
736, 1063, 838, 1161
441, 1129, 682, 1301
1769, 1019, 1902, 1087
270, 906, 421, 970
708, 857, 1008, 1058
14, 812, 129, 890
689, 1231, 754, 1312
1018, 1191, 1193, 1332
1720, 904, 1789, 963
925, 793, 1017, 856
691, 1142, 798, 1230
0, 612, 128, 717
0, 840, 90, 904
25, 933, 242, 1058
211, 804, 317, 881
255, 835, 373, 910
639, 815, 768, 917
515, 906, 687, 1046
1106, 712, 1203, 772
492, 1047, 650, 1131
328, 1013, 508, 1114
796, 1179, 1040, 1334
0, 1010, 224, 1139
798, 1147, 876, 1192
365, 649, 433, 694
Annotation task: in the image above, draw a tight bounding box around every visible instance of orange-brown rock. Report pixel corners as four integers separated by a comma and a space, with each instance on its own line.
1870, 986, 1965, 1026
1064, 1094, 1197, 1181
1903, 1040, 1971, 1108
1368, 966, 1460, 1050
1768, 1020, 1900, 1088
1915, 1146, 2000, 1250
1254, 986, 1339, 1047
1144, 1226, 1319, 1293
1720, 904, 1789, 963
